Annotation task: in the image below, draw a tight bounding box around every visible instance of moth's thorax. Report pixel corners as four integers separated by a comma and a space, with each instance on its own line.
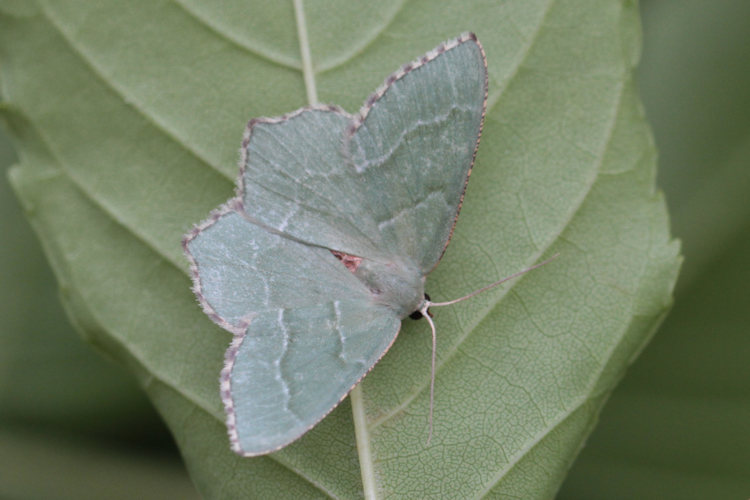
352, 258, 425, 319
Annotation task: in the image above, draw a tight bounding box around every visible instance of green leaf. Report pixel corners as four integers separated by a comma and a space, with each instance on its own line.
0, 1, 680, 498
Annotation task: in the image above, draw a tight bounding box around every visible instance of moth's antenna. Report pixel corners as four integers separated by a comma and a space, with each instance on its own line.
420, 253, 559, 446
428, 253, 560, 308
419, 302, 438, 446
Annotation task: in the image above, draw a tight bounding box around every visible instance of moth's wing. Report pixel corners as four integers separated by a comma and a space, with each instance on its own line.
238, 34, 486, 270
345, 33, 487, 273
225, 300, 399, 456
184, 206, 372, 332
238, 107, 388, 260
183, 208, 400, 455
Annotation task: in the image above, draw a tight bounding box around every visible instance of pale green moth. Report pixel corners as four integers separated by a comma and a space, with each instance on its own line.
183, 33, 525, 456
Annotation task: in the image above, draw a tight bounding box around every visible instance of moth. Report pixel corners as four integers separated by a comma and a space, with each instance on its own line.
184, 33, 551, 456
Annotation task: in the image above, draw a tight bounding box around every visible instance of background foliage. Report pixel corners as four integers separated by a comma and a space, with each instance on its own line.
0, 1, 744, 498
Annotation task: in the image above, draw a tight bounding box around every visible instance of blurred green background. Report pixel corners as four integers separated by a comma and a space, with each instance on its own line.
1, 1, 747, 498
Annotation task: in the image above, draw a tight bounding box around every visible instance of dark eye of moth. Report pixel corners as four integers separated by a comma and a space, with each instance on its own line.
409, 293, 432, 320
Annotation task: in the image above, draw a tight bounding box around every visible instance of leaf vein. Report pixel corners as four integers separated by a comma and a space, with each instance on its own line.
37, 2, 232, 182
171, 0, 303, 71
369, 76, 628, 431
17, 110, 188, 275
486, 0, 556, 112
316, 0, 408, 74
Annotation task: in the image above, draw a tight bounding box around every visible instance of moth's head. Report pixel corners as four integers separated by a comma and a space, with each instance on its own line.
408, 293, 432, 320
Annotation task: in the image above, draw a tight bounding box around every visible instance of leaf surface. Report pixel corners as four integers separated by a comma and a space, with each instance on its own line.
0, 1, 680, 497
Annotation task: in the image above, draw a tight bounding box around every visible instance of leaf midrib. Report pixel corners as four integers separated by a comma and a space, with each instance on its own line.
172, 0, 408, 75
